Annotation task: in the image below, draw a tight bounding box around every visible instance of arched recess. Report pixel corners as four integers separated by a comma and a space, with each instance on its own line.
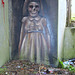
9, 0, 58, 67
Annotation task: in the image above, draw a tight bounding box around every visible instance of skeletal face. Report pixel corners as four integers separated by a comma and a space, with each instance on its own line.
28, 2, 40, 17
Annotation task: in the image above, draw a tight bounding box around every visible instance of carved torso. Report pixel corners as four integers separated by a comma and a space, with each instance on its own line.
22, 16, 45, 33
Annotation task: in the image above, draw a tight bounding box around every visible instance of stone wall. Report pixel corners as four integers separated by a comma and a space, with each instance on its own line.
0, 0, 9, 67
58, 0, 67, 60
63, 27, 75, 60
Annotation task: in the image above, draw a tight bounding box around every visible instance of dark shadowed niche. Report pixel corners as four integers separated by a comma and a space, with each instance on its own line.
9, 0, 58, 67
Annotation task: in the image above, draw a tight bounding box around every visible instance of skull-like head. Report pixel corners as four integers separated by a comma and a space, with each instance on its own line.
28, 2, 40, 17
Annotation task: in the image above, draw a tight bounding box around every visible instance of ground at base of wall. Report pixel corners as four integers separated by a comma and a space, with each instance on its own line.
0, 60, 74, 75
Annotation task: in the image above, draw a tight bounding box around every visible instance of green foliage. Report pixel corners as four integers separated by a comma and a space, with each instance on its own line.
65, 65, 75, 73
58, 59, 75, 73
58, 59, 64, 68
71, 14, 75, 21
71, 17, 75, 21
33, 71, 37, 74
0, 68, 6, 74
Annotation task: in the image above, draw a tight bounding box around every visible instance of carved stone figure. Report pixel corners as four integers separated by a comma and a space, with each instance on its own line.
19, 1, 50, 65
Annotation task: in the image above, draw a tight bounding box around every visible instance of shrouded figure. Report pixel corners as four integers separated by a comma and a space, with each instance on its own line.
19, 1, 50, 65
